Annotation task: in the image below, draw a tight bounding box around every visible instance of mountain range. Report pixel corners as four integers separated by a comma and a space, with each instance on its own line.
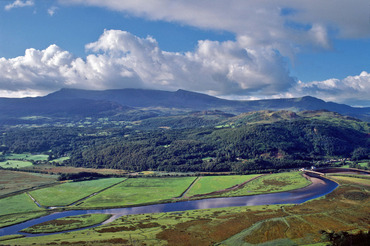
0, 88, 369, 122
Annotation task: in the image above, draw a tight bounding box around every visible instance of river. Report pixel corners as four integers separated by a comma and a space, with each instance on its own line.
0, 173, 338, 237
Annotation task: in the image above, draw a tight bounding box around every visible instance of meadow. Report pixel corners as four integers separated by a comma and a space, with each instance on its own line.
0, 193, 42, 216
0, 160, 33, 169
185, 174, 260, 197
78, 177, 197, 208
29, 178, 126, 207
4, 153, 49, 162
219, 172, 311, 197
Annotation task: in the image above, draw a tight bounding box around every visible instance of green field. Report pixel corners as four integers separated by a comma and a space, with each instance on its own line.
49, 156, 70, 163
186, 175, 260, 197
330, 175, 370, 186
21, 214, 112, 233
220, 172, 311, 197
29, 178, 125, 207
3, 153, 49, 161
341, 161, 369, 168
0, 193, 42, 216
79, 177, 196, 208
0, 160, 33, 169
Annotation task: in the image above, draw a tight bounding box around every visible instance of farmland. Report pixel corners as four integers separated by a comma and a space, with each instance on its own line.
2, 176, 368, 245
0, 170, 57, 196
29, 178, 126, 207
0, 172, 368, 245
219, 172, 311, 197
0, 193, 42, 216
78, 177, 197, 208
185, 174, 260, 197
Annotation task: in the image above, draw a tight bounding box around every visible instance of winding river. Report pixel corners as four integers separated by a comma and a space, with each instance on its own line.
0, 173, 338, 237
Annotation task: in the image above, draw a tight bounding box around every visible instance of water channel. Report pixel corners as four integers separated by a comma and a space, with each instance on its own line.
0, 173, 339, 237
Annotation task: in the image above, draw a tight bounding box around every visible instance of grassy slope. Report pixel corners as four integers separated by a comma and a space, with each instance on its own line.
79, 177, 196, 208
186, 175, 260, 197
29, 178, 125, 207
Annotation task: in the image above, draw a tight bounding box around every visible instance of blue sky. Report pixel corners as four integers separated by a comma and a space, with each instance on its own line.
0, 0, 369, 106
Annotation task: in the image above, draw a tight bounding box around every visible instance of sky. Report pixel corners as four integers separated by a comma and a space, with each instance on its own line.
0, 0, 369, 106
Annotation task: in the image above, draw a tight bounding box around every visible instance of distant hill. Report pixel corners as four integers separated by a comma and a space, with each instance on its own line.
0, 88, 369, 122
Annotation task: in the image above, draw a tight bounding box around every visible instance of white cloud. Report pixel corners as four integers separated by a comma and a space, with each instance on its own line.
0, 30, 294, 97
5, 0, 34, 11
47, 6, 58, 16
0, 29, 368, 106
289, 71, 370, 106
59, 0, 370, 54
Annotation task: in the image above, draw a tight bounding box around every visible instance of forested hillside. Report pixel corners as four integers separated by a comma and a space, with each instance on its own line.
1, 110, 369, 172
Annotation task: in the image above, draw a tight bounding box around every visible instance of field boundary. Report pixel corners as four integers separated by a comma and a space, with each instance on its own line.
67, 178, 128, 207
0, 182, 60, 200
176, 176, 201, 199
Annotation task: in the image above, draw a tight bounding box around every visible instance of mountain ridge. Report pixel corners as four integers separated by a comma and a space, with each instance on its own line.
0, 88, 369, 122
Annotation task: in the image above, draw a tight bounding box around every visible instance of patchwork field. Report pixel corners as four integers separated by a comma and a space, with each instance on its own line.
78, 177, 197, 208
185, 174, 260, 197
0, 173, 368, 245
0, 170, 57, 196
29, 178, 126, 207
3, 179, 369, 246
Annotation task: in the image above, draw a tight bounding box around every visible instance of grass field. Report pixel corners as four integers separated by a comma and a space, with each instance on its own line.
78, 177, 196, 208
29, 178, 125, 207
3, 153, 49, 162
0, 193, 42, 216
186, 175, 260, 197
0, 160, 33, 169
329, 175, 370, 186
219, 172, 311, 197
21, 214, 112, 234
0, 170, 57, 196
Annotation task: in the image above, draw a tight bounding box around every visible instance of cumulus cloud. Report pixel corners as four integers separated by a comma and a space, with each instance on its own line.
0, 29, 368, 106
4, 0, 34, 11
289, 71, 370, 106
0, 30, 294, 97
